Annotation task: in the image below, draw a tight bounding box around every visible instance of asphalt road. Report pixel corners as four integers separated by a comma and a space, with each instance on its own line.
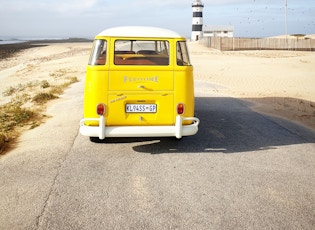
1, 80, 315, 229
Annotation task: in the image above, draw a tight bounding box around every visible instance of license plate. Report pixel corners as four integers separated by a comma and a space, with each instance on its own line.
126, 104, 157, 113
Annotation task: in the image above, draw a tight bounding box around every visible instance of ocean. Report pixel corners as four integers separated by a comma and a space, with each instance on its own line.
0, 36, 76, 45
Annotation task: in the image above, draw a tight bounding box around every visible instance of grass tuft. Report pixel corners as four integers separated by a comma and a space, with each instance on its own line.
32, 93, 58, 104
0, 103, 34, 132
0, 132, 8, 152
0, 74, 80, 155
40, 80, 50, 89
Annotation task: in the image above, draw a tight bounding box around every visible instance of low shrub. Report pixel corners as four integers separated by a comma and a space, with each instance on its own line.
32, 93, 57, 104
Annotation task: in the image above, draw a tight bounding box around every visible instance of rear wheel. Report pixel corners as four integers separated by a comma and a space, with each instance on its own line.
90, 137, 104, 143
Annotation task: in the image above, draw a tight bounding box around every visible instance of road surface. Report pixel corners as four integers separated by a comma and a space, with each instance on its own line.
1, 80, 315, 229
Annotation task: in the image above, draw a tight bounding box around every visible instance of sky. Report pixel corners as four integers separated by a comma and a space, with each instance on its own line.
0, 0, 314, 39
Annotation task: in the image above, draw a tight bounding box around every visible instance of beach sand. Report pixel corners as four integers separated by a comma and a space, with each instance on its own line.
0, 41, 314, 141
0, 41, 91, 152
189, 42, 315, 130
0, 42, 91, 105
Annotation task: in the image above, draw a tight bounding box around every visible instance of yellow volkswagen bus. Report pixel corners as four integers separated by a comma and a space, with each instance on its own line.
80, 26, 199, 141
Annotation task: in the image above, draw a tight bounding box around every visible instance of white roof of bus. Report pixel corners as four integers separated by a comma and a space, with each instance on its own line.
97, 26, 183, 38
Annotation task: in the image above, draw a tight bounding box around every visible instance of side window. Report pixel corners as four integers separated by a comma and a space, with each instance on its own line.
114, 40, 169, 65
88, 39, 107, 65
176, 41, 191, 66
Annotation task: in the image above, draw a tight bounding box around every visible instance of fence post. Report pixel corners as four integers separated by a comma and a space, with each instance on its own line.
233, 37, 234, 51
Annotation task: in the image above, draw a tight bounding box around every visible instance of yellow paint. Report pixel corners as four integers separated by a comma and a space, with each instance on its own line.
83, 32, 195, 127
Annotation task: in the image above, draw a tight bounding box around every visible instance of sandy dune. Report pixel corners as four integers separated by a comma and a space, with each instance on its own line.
0, 43, 91, 105
0, 41, 314, 134
189, 42, 315, 130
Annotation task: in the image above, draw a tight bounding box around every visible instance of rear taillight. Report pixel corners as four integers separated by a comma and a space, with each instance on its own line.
177, 103, 184, 115
96, 103, 105, 116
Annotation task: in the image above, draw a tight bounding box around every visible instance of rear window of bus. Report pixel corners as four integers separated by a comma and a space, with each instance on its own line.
114, 40, 169, 66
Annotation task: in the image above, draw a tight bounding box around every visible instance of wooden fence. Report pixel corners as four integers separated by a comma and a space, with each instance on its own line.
200, 37, 315, 51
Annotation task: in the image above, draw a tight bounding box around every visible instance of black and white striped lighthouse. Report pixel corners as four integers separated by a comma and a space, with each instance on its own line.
191, 0, 204, 41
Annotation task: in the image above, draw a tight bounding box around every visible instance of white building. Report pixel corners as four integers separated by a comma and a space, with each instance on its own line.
203, 25, 234, 38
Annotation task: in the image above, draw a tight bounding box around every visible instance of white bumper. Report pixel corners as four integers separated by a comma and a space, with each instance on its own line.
79, 115, 199, 140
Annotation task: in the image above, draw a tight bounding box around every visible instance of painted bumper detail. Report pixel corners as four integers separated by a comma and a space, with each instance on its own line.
79, 115, 199, 140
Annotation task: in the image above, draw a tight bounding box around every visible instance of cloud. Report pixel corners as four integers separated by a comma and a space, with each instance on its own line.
54, 0, 98, 13
0, 0, 313, 38
0, 0, 98, 13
